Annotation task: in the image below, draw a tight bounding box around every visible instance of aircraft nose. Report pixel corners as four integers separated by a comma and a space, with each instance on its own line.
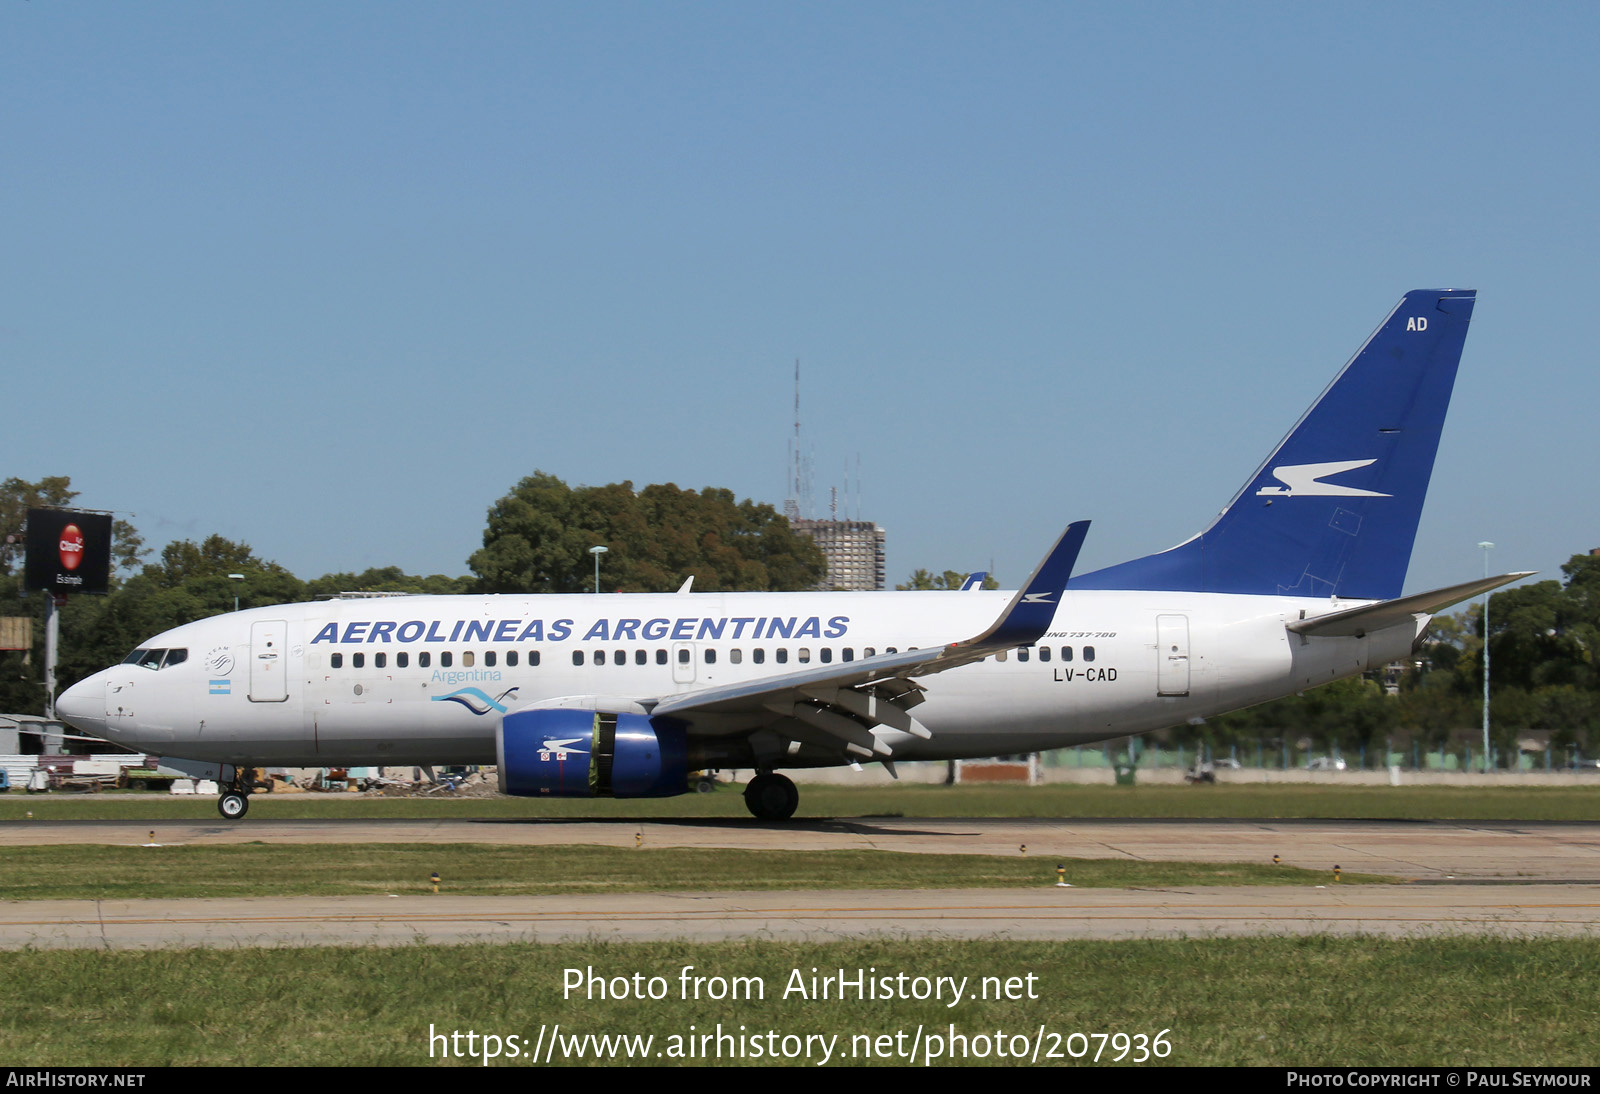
56, 676, 107, 737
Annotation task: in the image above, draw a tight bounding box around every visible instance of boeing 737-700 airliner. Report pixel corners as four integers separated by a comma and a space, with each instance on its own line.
57, 290, 1527, 820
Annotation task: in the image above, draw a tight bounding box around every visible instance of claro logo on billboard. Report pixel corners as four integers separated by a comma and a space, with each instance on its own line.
24, 508, 110, 595
58, 524, 84, 571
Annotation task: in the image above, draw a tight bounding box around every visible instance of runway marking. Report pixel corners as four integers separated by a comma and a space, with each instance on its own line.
14, 899, 1600, 929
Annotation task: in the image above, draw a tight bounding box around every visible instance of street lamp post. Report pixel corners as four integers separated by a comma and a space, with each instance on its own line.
1478, 542, 1494, 772
229, 573, 245, 613
589, 546, 608, 594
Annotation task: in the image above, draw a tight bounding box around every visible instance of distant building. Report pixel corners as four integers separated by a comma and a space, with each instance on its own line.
792, 519, 886, 591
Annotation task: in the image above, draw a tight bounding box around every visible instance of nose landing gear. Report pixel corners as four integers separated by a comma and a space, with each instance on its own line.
216, 766, 260, 820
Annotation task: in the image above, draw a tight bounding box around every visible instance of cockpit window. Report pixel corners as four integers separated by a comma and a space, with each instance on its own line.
122, 648, 187, 670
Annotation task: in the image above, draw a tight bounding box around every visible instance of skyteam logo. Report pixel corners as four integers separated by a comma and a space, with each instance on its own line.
1256, 460, 1392, 499
431, 686, 520, 715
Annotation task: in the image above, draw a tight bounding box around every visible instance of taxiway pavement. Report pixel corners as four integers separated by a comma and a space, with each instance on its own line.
2, 817, 1597, 947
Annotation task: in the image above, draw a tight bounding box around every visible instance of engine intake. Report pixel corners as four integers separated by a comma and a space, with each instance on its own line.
497, 707, 688, 798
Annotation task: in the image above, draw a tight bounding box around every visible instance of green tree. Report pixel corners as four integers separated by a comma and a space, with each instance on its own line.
469, 473, 826, 593
304, 567, 470, 599
897, 569, 999, 590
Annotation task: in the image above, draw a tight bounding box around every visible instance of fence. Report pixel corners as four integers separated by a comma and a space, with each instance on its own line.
1039, 740, 1594, 773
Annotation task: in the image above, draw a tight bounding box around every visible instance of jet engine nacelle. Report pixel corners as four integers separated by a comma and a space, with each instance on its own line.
497, 706, 689, 798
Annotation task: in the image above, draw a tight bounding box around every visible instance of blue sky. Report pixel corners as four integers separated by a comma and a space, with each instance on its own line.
4, 3, 1593, 594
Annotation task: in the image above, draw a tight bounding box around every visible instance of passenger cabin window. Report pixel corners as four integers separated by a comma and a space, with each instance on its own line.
573, 651, 585, 666
595, 650, 606, 666
776, 649, 789, 664
798, 648, 811, 663
635, 650, 646, 665
614, 649, 624, 666
1039, 646, 1051, 662
1084, 646, 1096, 662
1017, 648, 1029, 662
441, 652, 453, 668
820, 648, 832, 663
842, 648, 854, 662
397, 652, 409, 668
753, 648, 765, 664
506, 651, 517, 667
375, 652, 387, 669
331, 653, 344, 669
1061, 646, 1073, 661
484, 651, 496, 667
677, 649, 690, 664
656, 649, 667, 665
730, 649, 742, 664
419, 652, 432, 668
463, 652, 475, 668
704, 649, 716, 664
863, 647, 876, 658
529, 651, 540, 667
353, 652, 365, 669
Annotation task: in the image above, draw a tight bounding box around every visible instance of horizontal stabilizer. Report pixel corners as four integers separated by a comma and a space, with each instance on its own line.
1288, 571, 1534, 638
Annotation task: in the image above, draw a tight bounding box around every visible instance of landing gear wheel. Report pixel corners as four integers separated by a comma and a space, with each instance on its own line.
218, 791, 249, 820
743, 773, 799, 821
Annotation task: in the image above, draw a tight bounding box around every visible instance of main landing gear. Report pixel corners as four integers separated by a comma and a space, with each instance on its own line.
743, 772, 799, 821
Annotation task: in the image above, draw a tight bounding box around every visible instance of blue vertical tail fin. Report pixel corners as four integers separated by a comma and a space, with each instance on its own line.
1072, 289, 1476, 600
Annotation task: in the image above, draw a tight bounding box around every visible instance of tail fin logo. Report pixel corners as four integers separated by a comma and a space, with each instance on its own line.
1255, 460, 1393, 499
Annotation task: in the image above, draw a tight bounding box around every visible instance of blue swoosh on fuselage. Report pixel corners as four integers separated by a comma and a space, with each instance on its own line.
430, 687, 519, 716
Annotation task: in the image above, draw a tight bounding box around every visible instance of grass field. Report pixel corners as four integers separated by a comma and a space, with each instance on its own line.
4, 937, 1596, 1066
3, 785, 1589, 1069
3, 782, 1599, 821
0, 843, 1386, 900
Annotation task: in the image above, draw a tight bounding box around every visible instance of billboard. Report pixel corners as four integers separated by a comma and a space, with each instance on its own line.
24, 509, 113, 596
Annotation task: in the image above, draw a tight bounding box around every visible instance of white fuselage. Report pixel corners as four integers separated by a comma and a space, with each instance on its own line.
59, 588, 1421, 769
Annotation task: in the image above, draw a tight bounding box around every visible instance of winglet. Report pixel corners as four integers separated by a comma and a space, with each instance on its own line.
966, 520, 1089, 650
649, 521, 1091, 724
